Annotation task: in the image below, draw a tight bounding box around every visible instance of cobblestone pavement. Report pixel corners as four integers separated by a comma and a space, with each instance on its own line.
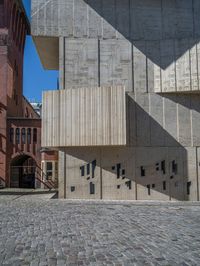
0, 195, 200, 266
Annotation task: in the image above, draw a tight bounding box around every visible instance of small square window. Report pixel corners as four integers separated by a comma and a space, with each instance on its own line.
112, 166, 115, 170
117, 185, 120, 189
71, 186, 75, 192
152, 184, 155, 188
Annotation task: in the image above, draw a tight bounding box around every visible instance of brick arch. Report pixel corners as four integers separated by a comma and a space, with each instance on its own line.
10, 154, 37, 188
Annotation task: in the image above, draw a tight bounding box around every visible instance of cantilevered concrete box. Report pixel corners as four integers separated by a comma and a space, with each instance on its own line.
42, 86, 126, 147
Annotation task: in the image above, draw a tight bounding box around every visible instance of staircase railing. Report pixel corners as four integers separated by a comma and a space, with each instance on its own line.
35, 166, 58, 190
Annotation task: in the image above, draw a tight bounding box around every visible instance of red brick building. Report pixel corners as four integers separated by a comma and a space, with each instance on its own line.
0, 0, 58, 189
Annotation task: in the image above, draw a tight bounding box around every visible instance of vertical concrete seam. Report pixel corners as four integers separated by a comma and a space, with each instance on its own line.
196, 43, 200, 91
196, 147, 200, 201
132, 43, 134, 93
174, 40, 177, 92
98, 39, 100, 87
189, 41, 193, 92
63, 37, 65, 90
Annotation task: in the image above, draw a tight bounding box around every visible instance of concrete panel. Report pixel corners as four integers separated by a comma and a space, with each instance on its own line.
190, 40, 199, 92
64, 39, 98, 89
146, 41, 161, 92
63, 148, 101, 199
59, 0, 74, 36
101, 147, 136, 200
102, 0, 116, 39
191, 95, 200, 146
116, 0, 130, 39
177, 95, 192, 146
186, 147, 198, 201
161, 40, 176, 92
87, 0, 102, 38
100, 40, 132, 92
175, 39, 191, 92
42, 86, 126, 147
126, 93, 137, 146
194, 0, 200, 37
130, 0, 162, 41
135, 94, 150, 146
163, 95, 178, 146
133, 41, 147, 93
74, 0, 88, 38
149, 93, 165, 146
175, 4, 193, 39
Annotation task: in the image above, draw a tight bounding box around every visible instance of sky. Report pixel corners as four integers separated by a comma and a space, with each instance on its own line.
22, 0, 58, 102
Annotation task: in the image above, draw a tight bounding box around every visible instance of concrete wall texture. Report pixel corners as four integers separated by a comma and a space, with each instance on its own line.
32, 0, 200, 200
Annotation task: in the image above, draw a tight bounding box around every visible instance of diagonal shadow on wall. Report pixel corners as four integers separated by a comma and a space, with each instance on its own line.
61, 94, 190, 201
83, 0, 199, 70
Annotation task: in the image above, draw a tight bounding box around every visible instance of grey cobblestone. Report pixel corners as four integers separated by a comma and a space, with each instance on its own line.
0, 195, 200, 265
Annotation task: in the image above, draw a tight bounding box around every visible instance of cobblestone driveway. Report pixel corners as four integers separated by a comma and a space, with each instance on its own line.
0, 194, 200, 266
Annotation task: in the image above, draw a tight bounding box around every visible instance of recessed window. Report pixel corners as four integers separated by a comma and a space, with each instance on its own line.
9, 128, 14, 143
92, 160, 96, 178
117, 185, 120, 189
27, 128, 31, 144
187, 182, 191, 195
33, 128, 37, 143
161, 160, 166, 174
21, 128, 26, 144
141, 166, 145, 177
126, 180, 132, 190
87, 164, 90, 175
80, 166, 84, 177
117, 163, 121, 179
147, 184, 151, 195
90, 182, 95, 195
152, 184, 155, 188
172, 160, 178, 175
46, 162, 53, 180
112, 166, 115, 170
122, 169, 125, 175
163, 181, 166, 191
71, 186, 75, 192
15, 128, 20, 144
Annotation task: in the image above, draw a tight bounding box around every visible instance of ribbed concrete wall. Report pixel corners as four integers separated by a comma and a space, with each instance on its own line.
42, 86, 126, 147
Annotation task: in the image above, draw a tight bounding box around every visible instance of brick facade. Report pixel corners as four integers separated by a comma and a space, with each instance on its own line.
0, 0, 58, 189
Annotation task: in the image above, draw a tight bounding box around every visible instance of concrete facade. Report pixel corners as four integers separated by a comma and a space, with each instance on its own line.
32, 0, 200, 200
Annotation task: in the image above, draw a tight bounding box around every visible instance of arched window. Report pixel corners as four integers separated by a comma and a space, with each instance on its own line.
21, 128, 26, 144
9, 128, 14, 143
33, 128, 37, 143
15, 128, 20, 144
27, 128, 31, 144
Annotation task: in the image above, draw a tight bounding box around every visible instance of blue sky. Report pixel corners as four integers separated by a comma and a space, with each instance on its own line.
23, 0, 58, 102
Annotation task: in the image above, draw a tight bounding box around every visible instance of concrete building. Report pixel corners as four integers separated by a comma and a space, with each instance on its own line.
32, 0, 200, 200
0, 0, 58, 189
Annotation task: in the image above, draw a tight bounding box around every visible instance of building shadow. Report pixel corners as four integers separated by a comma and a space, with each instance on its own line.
62, 94, 190, 201
83, 0, 199, 69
